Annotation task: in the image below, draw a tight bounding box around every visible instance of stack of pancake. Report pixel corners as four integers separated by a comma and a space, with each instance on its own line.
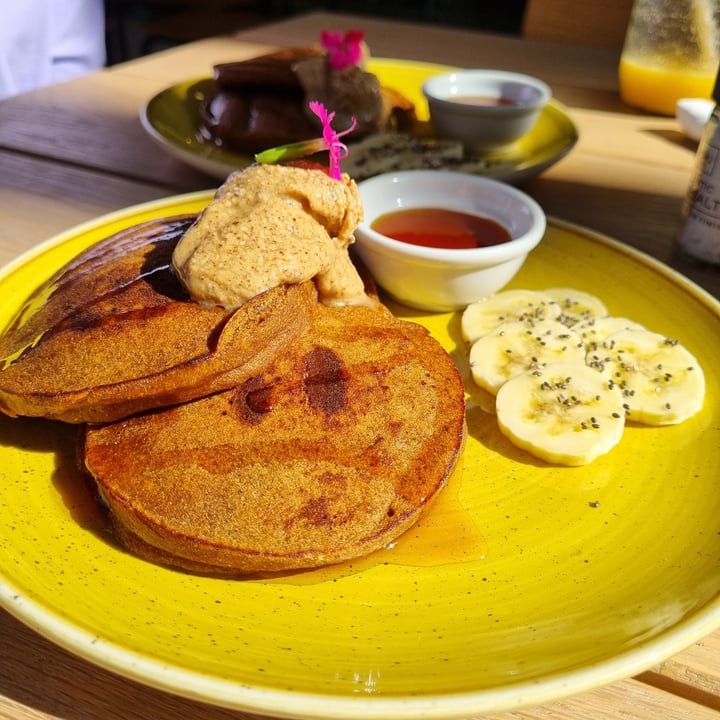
0, 183, 466, 576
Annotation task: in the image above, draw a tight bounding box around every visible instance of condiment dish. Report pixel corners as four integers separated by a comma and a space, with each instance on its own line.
354, 170, 547, 311
422, 69, 551, 152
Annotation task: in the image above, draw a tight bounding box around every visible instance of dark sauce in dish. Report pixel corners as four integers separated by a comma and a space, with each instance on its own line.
372, 208, 512, 250
450, 95, 517, 106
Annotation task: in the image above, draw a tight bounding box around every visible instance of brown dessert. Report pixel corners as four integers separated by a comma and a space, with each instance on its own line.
199, 48, 416, 154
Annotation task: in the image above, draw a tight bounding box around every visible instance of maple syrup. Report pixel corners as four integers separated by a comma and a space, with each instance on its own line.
258, 461, 488, 586
372, 208, 512, 250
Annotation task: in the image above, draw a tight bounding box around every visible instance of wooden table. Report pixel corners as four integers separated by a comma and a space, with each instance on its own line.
0, 11, 718, 720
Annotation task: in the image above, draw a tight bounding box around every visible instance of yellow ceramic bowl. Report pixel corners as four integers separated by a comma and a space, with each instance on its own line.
1, 193, 719, 719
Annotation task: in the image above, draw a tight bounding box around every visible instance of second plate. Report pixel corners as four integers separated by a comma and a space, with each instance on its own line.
140, 58, 578, 183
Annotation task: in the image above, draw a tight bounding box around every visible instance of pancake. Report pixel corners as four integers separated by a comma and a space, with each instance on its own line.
83, 300, 466, 574
0, 216, 316, 423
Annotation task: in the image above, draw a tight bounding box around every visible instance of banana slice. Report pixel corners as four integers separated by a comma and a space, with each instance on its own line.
574, 316, 646, 352
544, 287, 608, 327
461, 289, 563, 343
468, 319, 586, 395
496, 362, 626, 466
586, 328, 705, 425
463, 287, 706, 464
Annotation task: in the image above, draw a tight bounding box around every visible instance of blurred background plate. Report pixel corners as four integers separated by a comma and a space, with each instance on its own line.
0, 192, 718, 719
140, 58, 578, 182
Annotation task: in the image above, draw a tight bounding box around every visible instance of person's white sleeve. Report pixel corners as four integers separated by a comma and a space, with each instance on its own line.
0, 0, 105, 99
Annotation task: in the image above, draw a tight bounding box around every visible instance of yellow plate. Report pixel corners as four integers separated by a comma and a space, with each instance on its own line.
140, 58, 578, 183
1, 192, 719, 719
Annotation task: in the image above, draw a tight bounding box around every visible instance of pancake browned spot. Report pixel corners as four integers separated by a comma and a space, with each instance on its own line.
303, 346, 348, 415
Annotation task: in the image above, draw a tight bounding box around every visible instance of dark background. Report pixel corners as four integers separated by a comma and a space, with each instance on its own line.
104, 0, 529, 64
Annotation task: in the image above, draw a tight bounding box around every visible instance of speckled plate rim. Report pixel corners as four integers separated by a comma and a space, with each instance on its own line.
138, 58, 579, 183
0, 192, 719, 720
3, 574, 720, 720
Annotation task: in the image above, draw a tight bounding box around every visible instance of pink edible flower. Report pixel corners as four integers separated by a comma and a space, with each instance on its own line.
320, 29, 365, 71
308, 100, 357, 180
254, 101, 357, 181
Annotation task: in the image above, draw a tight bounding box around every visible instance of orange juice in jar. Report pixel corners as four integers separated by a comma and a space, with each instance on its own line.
619, 0, 720, 115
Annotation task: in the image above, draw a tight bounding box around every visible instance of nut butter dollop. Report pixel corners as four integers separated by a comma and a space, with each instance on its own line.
172, 163, 368, 310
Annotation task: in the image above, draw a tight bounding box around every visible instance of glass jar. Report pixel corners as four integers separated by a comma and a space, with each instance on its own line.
677, 68, 720, 265
619, 0, 720, 115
